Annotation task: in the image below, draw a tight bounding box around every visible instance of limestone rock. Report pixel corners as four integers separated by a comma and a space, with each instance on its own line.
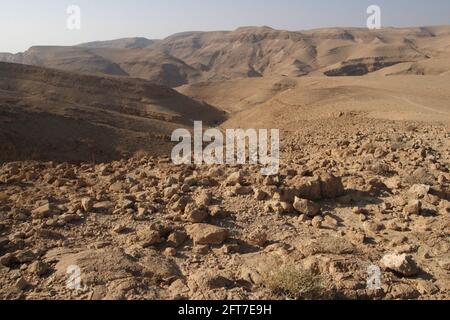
381, 253, 419, 277
293, 197, 320, 217
319, 173, 345, 199
186, 224, 228, 245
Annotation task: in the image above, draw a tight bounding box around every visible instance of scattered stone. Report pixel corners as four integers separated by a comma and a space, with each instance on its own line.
353, 207, 370, 215
319, 173, 345, 199
347, 230, 367, 245
323, 215, 339, 228
407, 184, 430, 199
225, 171, 243, 186
137, 207, 148, 216
380, 254, 419, 277
164, 248, 177, 257
223, 244, 241, 254
364, 221, 385, 234
311, 216, 324, 229
233, 185, 253, 196
60, 213, 82, 223
416, 281, 439, 295
390, 283, 420, 299
438, 257, 450, 271
31, 203, 59, 219
189, 270, 234, 290
0, 253, 17, 267
16, 250, 36, 263
266, 200, 292, 214
15, 277, 30, 291
81, 197, 94, 212
113, 224, 128, 234
247, 230, 268, 247
185, 204, 209, 223
138, 229, 162, 248
298, 214, 308, 223
403, 200, 422, 216
93, 201, 114, 212
172, 196, 193, 212
254, 189, 268, 201
208, 206, 228, 218
293, 197, 320, 217
28, 261, 50, 277
193, 245, 210, 255
294, 177, 322, 201
164, 186, 178, 199
167, 231, 187, 248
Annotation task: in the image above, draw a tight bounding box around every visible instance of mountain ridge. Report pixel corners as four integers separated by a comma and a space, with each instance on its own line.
1, 25, 450, 87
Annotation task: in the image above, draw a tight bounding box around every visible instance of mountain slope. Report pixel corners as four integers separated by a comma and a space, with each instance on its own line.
0, 62, 225, 163
2, 26, 450, 86
77, 37, 156, 49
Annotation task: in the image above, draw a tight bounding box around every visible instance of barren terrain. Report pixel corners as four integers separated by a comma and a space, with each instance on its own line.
0, 26, 449, 300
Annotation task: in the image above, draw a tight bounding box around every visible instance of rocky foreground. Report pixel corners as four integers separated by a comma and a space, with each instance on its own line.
0, 117, 449, 300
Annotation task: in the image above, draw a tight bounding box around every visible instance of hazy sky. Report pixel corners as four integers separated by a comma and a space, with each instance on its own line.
1, 0, 450, 53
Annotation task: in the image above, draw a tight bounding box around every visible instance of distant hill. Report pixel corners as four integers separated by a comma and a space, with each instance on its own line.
77, 37, 157, 49
0, 62, 225, 163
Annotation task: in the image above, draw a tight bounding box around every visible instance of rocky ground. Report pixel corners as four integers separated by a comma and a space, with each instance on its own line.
0, 116, 449, 300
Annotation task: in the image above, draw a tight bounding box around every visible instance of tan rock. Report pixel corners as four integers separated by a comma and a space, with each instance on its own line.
15, 277, 30, 291
31, 203, 59, 219
247, 230, 268, 247
138, 229, 162, 247
403, 200, 422, 216
187, 208, 209, 223
167, 231, 187, 248
319, 173, 345, 199
233, 185, 253, 196
225, 171, 243, 186
293, 177, 322, 201
407, 184, 430, 199
381, 253, 419, 277
311, 216, 324, 229
29, 261, 50, 277
293, 197, 320, 217
186, 224, 228, 245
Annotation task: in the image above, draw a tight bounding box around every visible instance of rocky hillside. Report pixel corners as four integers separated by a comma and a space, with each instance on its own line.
2, 26, 450, 87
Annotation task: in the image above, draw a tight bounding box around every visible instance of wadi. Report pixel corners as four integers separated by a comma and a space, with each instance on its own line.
0, 25, 449, 301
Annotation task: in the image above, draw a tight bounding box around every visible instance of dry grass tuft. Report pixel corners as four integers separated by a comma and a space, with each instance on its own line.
264, 264, 326, 300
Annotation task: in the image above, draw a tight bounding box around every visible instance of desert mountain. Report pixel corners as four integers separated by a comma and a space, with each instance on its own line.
0, 62, 225, 163
2, 26, 450, 87
1, 27, 450, 302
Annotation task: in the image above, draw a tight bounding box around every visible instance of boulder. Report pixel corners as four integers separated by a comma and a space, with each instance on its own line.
31, 203, 59, 218
186, 224, 228, 245
319, 173, 345, 199
293, 197, 320, 217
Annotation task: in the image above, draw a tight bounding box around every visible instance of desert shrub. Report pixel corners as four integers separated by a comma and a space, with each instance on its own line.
264, 264, 325, 300
404, 168, 436, 186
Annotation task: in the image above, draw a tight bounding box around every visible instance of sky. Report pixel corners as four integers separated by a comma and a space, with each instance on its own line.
1, 0, 450, 53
